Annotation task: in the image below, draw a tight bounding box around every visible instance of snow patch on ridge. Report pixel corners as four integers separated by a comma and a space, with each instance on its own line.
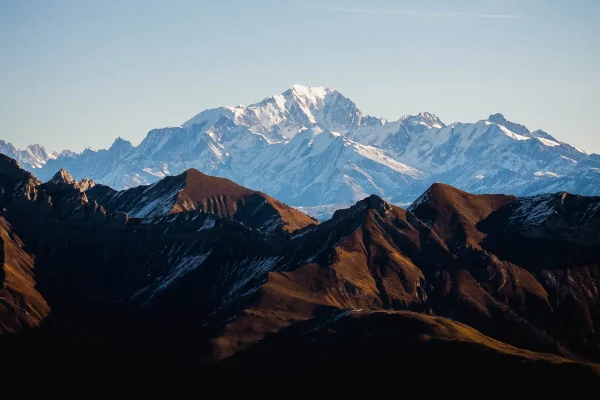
354, 144, 425, 178
485, 121, 531, 141
535, 171, 560, 178
154, 251, 213, 294
197, 217, 216, 231
126, 182, 184, 219
536, 137, 561, 147
219, 256, 282, 310
510, 194, 561, 229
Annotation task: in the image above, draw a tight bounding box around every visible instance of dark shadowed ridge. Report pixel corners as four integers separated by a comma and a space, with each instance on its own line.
1, 155, 600, 397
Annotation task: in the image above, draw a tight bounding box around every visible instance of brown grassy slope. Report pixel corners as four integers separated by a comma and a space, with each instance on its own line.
209, 200, 441, 360
208, 311, 600, 398
0, 217, 49, 334
209, 190, 581, 362
170, 169, 317, 233
410, 182, 515, 247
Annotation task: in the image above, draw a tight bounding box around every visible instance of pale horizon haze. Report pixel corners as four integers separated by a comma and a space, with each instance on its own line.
1, 0, 599, 153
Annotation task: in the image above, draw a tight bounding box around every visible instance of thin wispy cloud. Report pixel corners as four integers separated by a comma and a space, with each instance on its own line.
291, 3, 527, 20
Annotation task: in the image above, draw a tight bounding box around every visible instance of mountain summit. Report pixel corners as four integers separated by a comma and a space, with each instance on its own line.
2, 85, 599, 218
182, 84, 364, 142
50, 168, 76, 185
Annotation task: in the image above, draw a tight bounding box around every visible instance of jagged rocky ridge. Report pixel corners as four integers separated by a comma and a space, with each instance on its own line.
3, 85, 599, 220
1, 155, 600, 396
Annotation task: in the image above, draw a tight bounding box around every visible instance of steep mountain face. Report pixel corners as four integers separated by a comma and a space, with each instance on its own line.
8, 85, 598, 218
0, 216, 50, 334
1, 155, 600, 395
239, 126, 425, 205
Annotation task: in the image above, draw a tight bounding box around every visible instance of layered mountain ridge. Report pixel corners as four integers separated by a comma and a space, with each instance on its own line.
4, 85, 598, 220
1, 153, 600, 395
86, 167, 316, 233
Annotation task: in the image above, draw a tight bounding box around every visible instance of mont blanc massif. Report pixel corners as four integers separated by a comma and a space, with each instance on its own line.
1, 85, 600, 397
3, 85, 599, 219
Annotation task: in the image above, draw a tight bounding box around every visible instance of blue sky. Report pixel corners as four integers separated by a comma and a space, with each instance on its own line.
1, 0, 599, 153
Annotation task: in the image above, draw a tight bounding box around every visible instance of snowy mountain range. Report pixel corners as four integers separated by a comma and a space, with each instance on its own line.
0, 141, 58, 169
3, 84, 599, 219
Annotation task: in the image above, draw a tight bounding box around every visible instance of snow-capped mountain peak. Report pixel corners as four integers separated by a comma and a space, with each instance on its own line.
26, 144, 55, 162
0, 141, 55, 169
401, 112, 445, 129
109, 137, 134, 152
487, 113, 531, 137
287, 84, 330, 104
4, 85, 599, 220
183, 85, 362, 142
